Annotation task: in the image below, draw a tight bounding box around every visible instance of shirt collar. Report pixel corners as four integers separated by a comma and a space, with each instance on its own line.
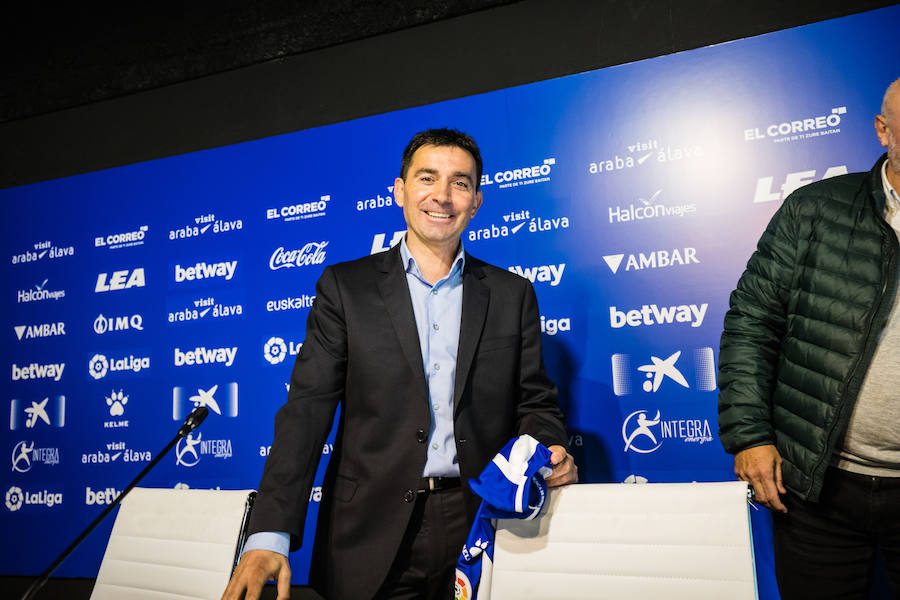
881, 160, 900, 228
399, 235, 466, 284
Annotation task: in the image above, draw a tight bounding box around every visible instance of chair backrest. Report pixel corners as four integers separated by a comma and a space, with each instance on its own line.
91, 487, 255, 600
487, 481, 756, 599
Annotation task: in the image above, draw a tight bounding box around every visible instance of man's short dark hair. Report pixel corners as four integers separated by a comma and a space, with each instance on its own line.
399, 128, 483, 191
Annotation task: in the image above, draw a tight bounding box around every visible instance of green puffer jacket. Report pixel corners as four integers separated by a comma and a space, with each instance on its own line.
718, 154, 898, 502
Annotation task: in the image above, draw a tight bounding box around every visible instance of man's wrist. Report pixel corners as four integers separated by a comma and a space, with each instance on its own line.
242, 531, 290, 557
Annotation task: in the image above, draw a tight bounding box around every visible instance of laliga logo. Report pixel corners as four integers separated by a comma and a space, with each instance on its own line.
6, 486, 24, 511
89, 354, 109, 379
264, 337, 287, 364
269, 242, 328, 270
622, 410, 662, 454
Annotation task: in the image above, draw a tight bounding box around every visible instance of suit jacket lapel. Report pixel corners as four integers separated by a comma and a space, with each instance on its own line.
376, 245, 427, 389
454, 256, 489, 413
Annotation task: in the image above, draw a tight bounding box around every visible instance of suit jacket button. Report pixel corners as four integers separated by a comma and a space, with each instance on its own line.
416, 429, 427, 443
403, 490, 416, 503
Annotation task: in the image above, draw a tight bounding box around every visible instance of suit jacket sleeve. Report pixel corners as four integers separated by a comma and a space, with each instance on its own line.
248, 265, 347, 550
514, 279, 568, 450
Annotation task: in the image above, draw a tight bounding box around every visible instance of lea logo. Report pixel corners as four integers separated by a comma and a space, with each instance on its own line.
753, 166, 848, 203
95, 268, 145, 292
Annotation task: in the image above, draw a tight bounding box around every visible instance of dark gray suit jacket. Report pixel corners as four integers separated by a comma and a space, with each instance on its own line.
249, 243, 568, 599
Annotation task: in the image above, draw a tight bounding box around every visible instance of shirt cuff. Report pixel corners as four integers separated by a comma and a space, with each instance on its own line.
242, 531, 290, 557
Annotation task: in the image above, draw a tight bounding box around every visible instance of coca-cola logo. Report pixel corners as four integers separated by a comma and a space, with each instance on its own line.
269, 242, 329, 270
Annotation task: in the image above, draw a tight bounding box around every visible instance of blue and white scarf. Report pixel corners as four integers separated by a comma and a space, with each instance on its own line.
454, 435, 552, 600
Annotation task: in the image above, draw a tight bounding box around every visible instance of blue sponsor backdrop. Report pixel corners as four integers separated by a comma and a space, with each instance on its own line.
2, 6, 897, 597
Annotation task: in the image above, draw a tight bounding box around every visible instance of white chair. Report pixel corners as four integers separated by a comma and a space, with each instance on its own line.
91, 487, 255, 600
487, 481, 757, 599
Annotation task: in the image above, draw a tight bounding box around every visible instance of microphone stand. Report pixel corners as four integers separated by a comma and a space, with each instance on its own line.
20, 405, 210, 600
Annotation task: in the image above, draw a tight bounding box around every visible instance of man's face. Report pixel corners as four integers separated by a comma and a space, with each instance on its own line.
394, 144, 482, 254
876, 93, 900, 179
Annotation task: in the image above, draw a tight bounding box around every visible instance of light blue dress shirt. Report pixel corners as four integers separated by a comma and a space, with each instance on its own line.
243, 237, 466, 558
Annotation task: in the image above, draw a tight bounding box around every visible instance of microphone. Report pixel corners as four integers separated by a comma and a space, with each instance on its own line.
178, 405, 209, 438
20, 404, 212, 600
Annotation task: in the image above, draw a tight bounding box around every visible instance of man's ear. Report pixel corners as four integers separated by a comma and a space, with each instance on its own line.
876, 114, 889, 148
394, 177, 406, 206
471, 190, 483, 216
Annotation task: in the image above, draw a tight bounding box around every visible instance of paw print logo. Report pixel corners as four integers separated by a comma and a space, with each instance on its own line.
264, 337, 287, 365
106, 390, 128, 416
6, 486, 24, 511
467, 538, 489, 558
89, 354, 109, 379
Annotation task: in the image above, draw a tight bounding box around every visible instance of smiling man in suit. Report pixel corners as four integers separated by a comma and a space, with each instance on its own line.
223, 128, 577, 600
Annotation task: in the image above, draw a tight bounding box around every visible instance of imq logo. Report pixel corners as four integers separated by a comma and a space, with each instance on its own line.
611, 348, 717, 396
95, 268, 145, 292
603, 248, 698, 274
10, 397, 65, 430
172, 383, 238, 419
94, 313, 144, 334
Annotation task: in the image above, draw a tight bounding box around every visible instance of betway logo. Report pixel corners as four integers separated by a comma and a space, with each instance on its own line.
269, 243, 328, 270
174, 346, 237, 367
12, 363, 65, 382
174, 261, 237, 282
95, 268, 145, 292
85, 486, 121, 506
610, 303, 708, 328
745, 106, 846, 141
603, 248, 699, 274
14, 322, 66, 341
753, 166, 848, 203
508, 263, 565, 286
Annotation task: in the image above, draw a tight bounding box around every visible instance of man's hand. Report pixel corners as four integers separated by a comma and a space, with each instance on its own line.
734, 444, 787, 513
545, 444, 578, 487
221, 549, 291, 600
